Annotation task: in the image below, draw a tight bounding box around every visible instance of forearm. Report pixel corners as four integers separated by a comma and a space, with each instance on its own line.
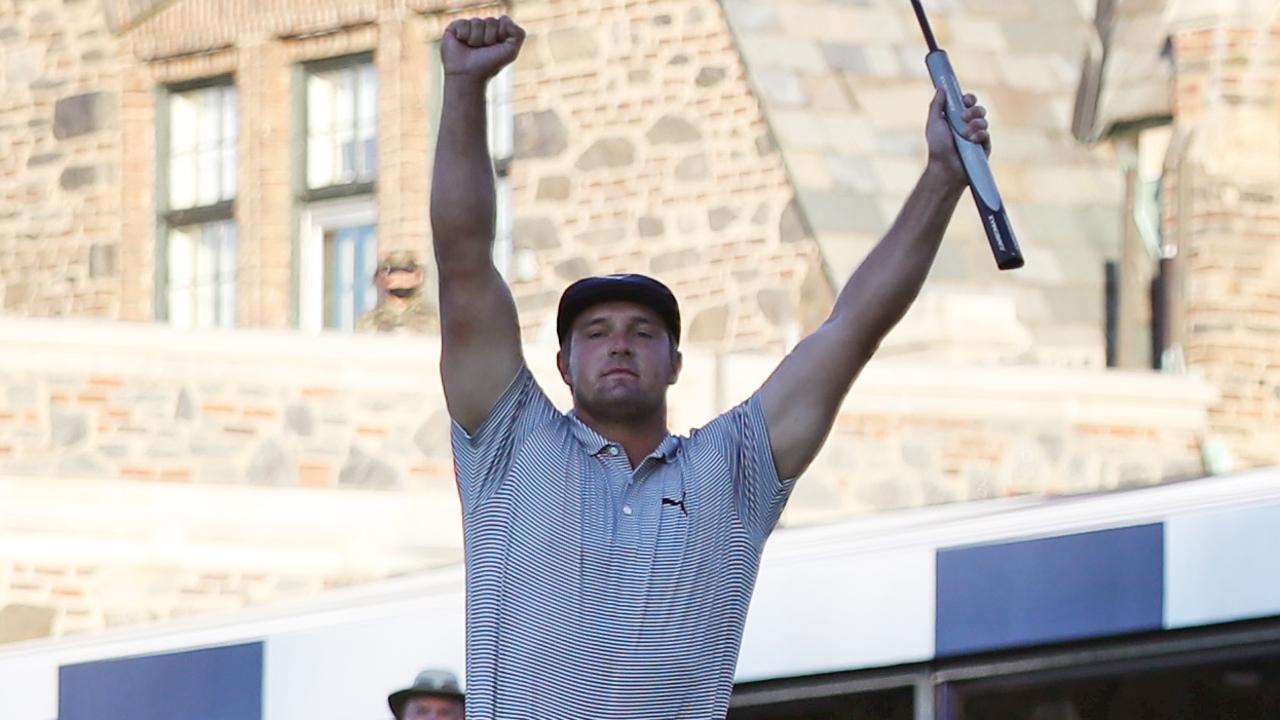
828, 163, 966, 355
431, 78, 497, 275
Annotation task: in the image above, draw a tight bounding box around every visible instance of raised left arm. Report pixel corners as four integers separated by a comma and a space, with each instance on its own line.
760, 90, 990, 480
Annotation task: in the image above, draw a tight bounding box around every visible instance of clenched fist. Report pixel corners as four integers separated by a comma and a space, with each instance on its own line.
925, 89, 991, 188
441, 16, 525, 81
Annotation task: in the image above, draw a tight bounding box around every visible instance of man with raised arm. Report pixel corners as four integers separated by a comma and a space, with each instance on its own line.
432, 15, 992, 720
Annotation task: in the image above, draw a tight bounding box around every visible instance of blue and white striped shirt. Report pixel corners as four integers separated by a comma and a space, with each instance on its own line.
453, 365, 796, 719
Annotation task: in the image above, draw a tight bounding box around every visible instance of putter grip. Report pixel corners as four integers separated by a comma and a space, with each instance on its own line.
925, 50, 1024, 270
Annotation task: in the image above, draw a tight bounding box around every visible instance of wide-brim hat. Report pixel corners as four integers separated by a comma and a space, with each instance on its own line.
388, 669, 464, 719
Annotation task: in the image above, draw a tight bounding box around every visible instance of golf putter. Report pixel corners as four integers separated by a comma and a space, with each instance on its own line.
911, 0, 1024, 270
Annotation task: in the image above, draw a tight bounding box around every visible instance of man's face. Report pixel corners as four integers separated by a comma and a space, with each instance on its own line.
402, 696, 463, 720
379, 266, 424, 298
557, 300, 681, 423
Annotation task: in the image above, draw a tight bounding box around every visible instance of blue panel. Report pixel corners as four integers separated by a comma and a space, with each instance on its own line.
60, 642, 263, 720
936, 524, 1164, 657
1167, 503, 1280, 629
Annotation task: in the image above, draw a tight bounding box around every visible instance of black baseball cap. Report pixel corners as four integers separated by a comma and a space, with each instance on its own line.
556, 274, 681, 346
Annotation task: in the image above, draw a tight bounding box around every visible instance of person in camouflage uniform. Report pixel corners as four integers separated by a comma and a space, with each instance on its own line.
356, 249, 440, 334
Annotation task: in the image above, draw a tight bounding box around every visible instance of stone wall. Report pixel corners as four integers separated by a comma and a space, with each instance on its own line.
2, 0, 833, 351
0, 0, 123, 318
0, 316, 1216, 641
721, 0, 1126, 367
0, 474, 464, 640
0, 322, 460, 492
505, 0, 832, 350
1165, 20, 1280, 468
726, 351, 1215, 523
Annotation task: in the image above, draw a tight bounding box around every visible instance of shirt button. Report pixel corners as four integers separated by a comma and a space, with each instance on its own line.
622, 505, 633, 516
607, 446, 619, 456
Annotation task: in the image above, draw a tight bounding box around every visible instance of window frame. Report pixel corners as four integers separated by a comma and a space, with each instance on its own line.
296, 195, 378, 332
299, 52, 379, 203
154, 74, 240, 326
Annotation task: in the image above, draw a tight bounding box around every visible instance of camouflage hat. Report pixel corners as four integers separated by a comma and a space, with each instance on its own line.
378, 249, 422, 273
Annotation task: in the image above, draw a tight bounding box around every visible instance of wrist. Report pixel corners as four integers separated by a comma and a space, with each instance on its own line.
442, 74, 489, 96
923, 159, 968, 196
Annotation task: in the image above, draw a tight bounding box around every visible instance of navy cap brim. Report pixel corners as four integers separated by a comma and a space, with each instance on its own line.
556, 274, 681, 346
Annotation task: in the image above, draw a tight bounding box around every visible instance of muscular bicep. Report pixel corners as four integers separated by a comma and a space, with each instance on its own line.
758, 321, 873, 481
438, 265, 524, 434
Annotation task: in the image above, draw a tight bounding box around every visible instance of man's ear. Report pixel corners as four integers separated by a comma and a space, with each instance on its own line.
556, 348, 572, 386
669, 349, 682, 386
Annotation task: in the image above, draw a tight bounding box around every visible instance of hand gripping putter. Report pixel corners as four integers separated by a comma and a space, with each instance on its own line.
911, 0, 1024, 270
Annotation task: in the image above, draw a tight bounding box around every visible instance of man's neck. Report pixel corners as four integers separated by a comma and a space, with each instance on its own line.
574, 406, 669, 468
382, 295, 411, 312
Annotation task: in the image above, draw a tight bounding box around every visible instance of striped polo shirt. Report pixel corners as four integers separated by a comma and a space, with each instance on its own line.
452, 365, 796, 719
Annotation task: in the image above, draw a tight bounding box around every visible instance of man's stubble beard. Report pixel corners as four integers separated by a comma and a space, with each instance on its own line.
573, 380, 666, 425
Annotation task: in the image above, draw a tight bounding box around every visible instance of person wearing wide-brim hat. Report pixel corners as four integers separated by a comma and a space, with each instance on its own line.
387, 669, 464, 720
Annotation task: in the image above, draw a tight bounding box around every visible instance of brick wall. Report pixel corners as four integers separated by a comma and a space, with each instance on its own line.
0, 316, 1216, 641
1166, 23, 1280, 467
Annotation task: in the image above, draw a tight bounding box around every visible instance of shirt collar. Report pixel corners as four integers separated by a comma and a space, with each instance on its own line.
566, 411, 681, 463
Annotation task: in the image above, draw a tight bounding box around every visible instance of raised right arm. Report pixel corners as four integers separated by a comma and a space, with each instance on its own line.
432, 16, 526, 433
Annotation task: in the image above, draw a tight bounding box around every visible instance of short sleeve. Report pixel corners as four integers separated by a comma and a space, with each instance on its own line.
692, 392, 797, 544
450, 364, 559, 512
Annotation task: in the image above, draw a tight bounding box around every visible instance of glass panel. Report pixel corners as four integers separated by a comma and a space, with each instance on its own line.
167, 221, 237, 329
167, 226, 194, 328
335, 68, 357, 132
307, 74, 334, 188
308, 130, 333, 189
220, 145, 237, 203
196, 148, 220, 208
341, 229, 358, 330
307, 74, 334, 133
356, 226, 378, 316
958, 653, 1280, 720
358, 65, 378, 180
307, 61, 376, 189
193, 224, 216, 328
168, 84, 237, 210
335, 69, 357, 183
362, 137, 377, 180
169, 155, 196, 211
198, 88, 221, 152
339, 137, 357, 185
169, 94, 197, 154
221, 87, 239, 142
727, 686, 914, 720
216, 222, 238, 326
358, 63, 377, 128
319, 222, 377, 330
220, 86, 239, 201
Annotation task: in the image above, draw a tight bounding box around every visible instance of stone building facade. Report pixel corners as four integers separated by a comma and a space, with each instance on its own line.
2, 0, 832, 349
1076, 0, 1280, 469
723, 0, 1128, 367
0, 0, 1273, 644
0, 0, 833, 644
